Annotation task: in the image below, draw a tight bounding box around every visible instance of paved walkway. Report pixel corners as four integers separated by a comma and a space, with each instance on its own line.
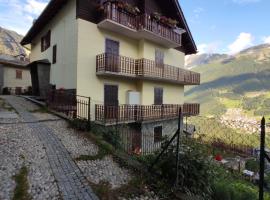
4, 96, 98, 200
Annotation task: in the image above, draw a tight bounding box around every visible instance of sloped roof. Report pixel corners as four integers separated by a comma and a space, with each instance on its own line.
21, 0, 197, 54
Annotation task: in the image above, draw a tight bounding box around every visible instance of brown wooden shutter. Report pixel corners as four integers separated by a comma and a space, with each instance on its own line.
52, 45, 57, 64
155, 49, 164, 68
154, 87, 163, 105
104, 85, 118, 106
154, 126, 163, 143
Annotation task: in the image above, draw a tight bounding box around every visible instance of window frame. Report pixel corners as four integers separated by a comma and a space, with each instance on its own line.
41, 30, 51, 52
16, 70, 22, 79
52, 44, 57, 64
154, 126, 163, 143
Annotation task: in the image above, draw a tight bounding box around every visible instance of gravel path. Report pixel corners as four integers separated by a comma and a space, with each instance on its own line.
0, 96, 153, 200
0, 96, 98, 200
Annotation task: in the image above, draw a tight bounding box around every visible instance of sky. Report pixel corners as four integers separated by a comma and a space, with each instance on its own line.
0, 0, 269, 54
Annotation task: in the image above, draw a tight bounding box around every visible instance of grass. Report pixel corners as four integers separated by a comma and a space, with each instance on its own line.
220, 98, 242, 108
0, 98, 15, 112
89, 175, 151, 200
29, 107, 49, 113
75, 149, 109, 161
12, 166, 31, 200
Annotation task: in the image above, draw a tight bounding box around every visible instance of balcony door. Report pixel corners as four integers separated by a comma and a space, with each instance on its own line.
104, 85, 119, 121
105, 39, 119, 72
154, 87, 163, 105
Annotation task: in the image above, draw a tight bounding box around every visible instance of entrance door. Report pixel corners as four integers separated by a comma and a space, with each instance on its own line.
104, 85, 119, 121
105, 39, 119, 72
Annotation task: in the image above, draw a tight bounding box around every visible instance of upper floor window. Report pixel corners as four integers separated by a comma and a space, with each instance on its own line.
154, 87, 163, 105
16, 70, 22, 79
41, 30, 51, 52
155, 49, 164, 68
52, 45, 57, 64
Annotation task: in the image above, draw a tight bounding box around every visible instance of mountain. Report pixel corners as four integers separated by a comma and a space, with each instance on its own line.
185, 43, 270, 118
185, 53, 231, 69
0, 26, 29, 58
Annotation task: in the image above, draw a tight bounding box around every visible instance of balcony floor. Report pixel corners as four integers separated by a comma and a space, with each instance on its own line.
98, 19, 180, 48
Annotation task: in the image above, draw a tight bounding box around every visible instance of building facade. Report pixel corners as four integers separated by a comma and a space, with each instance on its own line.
22, 0, 200, 154
0, 58, 31, 95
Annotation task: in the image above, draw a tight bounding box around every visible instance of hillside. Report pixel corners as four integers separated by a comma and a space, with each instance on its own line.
0, 26, 29, 58
185, 43, 270, 119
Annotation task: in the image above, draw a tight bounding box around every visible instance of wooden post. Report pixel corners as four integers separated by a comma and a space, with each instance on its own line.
175, 107, 183, 187
259, 117, 266, 200
87, 97, 91, 129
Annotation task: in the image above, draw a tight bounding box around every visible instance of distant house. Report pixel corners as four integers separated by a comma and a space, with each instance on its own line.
0, 57, 31, 95
21, 0, 201, 154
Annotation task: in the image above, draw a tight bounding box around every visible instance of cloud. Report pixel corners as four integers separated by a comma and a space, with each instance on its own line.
227, 32, 254, 54
197, 42, 221, 54
232, 0, 261, 4
0, 0, 49, 35
262, 36, 270, 44
24, 0, 47, 15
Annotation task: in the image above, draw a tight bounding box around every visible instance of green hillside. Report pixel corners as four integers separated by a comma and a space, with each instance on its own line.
185, 44, 270, 118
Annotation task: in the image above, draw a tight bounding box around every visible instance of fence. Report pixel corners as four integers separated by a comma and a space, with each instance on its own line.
46, 90, 91, 122
186, 116, 269, 157
96, 53, 200, 85
101, 1, 181, 45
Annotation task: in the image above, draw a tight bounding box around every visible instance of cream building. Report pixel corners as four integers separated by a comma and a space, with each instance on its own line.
22, 0, 200, 154
0, 58, 31, 95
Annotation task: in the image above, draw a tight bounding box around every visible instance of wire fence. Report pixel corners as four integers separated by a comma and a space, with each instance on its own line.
187, 116, 270, 158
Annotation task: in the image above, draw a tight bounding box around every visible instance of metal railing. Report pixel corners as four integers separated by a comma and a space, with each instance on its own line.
101, 1, 182, 45
47, 90, 91, 121
95, 103, 200, 124
96, 53, 200, 85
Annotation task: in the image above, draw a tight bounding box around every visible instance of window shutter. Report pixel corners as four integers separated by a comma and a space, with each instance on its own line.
154, 87, 163, 105
154, 126, 163, 143
52, 45, 57, 64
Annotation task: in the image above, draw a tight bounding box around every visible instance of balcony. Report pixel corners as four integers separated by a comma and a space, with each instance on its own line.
96, 53, 200, 85
97, 2, 183, 48
95, 104, 200, 125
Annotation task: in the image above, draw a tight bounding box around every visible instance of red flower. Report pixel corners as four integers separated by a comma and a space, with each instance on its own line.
215, 154, 222, 161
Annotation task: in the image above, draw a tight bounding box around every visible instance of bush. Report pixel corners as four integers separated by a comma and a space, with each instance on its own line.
152, 139, 214, 199
91, 124, 122, 149
212, 180, 258, 200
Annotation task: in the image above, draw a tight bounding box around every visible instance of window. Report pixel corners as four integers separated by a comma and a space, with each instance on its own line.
154, 87, 163, 105
155, 49, 164, 68
16, 70, 22, 79
154, 126, 163, 143
52, 45, 57, 64
41, 30, 51, 52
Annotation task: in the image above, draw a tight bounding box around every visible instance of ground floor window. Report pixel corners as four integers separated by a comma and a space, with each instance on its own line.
154, 126, 163, 143
16, 70, 22, 79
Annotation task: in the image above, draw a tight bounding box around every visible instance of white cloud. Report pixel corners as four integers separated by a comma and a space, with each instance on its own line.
232, 0, 261, 4
197, 42, 220, 54
24, 0, 47, 15
262, 36, 270, 44
227, 32, 254, 54
0, 0, 49, 35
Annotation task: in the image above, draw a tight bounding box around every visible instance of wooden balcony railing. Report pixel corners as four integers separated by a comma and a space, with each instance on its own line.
101, 2, 182, 45
96, 53, 200, 85
95, 104, 200, 124
137, 14, 182, 45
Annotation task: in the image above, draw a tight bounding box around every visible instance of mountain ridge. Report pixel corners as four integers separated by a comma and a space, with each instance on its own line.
185, 43, 270, 118
0, 26, 29, 58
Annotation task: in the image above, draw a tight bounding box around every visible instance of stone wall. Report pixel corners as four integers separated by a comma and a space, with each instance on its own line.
140, 119, 180, 154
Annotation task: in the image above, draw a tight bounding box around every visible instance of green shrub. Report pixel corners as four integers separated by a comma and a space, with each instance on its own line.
245, 159, 259, 172
152, 139, 214, 199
